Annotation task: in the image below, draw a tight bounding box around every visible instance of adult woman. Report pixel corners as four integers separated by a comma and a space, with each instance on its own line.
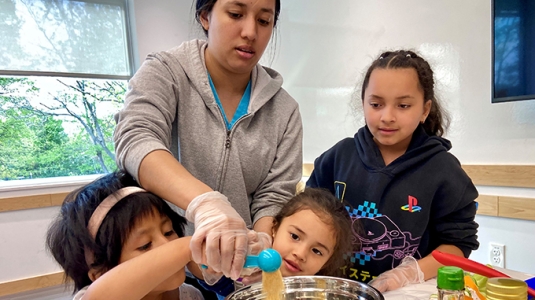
114, 0, 302, 282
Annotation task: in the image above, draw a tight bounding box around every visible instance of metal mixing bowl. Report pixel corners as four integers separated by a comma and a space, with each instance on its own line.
225, 276, 384, 300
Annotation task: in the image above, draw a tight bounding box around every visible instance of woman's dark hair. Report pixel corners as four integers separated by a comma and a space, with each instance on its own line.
46, 171, 187, 293
273, 188, 353, 277
360, 50, 450, 137
195, 0, 281, 35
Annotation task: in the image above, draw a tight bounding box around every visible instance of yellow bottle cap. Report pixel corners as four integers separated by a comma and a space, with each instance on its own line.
487, 277, 528, 300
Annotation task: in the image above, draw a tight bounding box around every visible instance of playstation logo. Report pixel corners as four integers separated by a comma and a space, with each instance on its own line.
401, 195, 421, 212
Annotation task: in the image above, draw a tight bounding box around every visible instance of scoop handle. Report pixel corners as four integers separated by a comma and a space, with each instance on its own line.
201, 255, 261, 269
201, 249, 281, 271
244, 255, 259, 268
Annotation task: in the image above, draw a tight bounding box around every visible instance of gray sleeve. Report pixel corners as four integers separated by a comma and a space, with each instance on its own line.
113, 53, 179, 181
250, 103, 303, 224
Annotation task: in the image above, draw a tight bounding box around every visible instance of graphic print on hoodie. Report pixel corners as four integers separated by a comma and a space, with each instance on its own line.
307, 125, 479, 283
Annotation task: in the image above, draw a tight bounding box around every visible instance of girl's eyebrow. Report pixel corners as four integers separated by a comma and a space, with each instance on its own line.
131, 227, 150, 238
132, 216, 171, 237
315, 241, 331, 254
369, 94, 415, 100
289, 224, 305, 236
369, 94, 384, 100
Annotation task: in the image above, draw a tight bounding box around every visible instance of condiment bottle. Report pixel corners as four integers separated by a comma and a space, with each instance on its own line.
437, 266, 465, 300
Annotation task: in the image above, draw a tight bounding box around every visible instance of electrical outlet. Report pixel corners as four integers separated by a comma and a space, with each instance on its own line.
489, 242, 505, 268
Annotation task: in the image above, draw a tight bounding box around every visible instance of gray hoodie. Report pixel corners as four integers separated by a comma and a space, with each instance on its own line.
114, 39, 303, 232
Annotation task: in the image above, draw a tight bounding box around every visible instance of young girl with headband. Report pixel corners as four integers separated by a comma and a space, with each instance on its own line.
46, 171, 204, 300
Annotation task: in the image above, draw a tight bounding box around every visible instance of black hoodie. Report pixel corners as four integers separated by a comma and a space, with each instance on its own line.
307, 125, 479, 283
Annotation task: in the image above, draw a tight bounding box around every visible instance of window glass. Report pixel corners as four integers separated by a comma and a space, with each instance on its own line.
0, 0, 130, 77
493, 0, 535, 102
0, 76, 126, 180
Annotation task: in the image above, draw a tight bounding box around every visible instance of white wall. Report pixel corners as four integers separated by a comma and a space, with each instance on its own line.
0, 176, 98, 283
0, 207, 62, 283
129, 0, 202, 66
2, 0, 534, 285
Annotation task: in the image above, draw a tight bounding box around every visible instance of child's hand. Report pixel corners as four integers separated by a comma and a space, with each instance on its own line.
369, 256, 424, 292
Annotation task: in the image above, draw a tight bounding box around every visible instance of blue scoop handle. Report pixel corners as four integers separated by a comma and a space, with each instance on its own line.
201, 248, 282, 273
244, 248, 282, 272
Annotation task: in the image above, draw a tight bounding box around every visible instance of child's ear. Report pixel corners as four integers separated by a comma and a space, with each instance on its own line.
87, 268, 103, 282
422, 100, 432, 123
271, 224, 278, 239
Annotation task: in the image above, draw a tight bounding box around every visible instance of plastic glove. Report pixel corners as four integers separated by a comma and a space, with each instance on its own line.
194, 242, 224, 285
369, 256, 424, 293
239, 231, 273, 279
241, 271, 263, 286
199, 264, 225, 286
186, 191, 248, 280
246, 230, 273, 256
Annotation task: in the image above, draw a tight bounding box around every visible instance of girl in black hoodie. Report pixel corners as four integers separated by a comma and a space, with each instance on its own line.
307, 50, 479, 293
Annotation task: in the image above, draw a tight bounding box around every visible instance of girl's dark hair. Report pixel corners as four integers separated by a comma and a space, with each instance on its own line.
46, 171, 186, 293
195, 0, 281, 35
360, 50, 450, 137
273, 188, 353, 277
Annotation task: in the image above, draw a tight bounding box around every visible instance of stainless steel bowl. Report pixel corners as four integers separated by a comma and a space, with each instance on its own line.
225, 276, 384, 300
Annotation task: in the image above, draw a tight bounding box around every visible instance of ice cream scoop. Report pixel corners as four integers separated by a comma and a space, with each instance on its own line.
243, 248, 282, 273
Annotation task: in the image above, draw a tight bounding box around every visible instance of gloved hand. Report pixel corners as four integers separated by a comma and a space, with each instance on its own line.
246, 230, 273, 256
241, 271, 263, 286
199, 264, 225, 286
369, 256, 424, 292
239, 231, 273, 279
186, 191, 248, 280
194, 242, 224, 285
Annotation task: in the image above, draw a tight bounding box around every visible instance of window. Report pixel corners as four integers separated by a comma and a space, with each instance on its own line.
492, 0, 535, 103
0, 0, 133, 182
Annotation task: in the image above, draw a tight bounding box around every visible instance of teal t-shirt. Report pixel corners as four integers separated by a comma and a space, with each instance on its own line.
208, 73, 251, 130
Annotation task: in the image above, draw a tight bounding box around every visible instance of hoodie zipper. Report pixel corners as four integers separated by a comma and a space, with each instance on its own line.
225, 130, 231, 148
216, 114, 250, 190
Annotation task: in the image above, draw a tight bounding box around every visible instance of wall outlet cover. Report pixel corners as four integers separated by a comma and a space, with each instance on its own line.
489, 242, 505, 268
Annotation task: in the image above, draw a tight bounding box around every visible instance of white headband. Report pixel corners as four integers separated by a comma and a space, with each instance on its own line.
85, 186, 146, 267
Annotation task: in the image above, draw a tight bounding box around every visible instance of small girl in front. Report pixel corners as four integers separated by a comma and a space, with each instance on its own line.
307, 50, 479, 292
271, 187, 353, 278
46, 171, 204, 300
205, 188, 354, 298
